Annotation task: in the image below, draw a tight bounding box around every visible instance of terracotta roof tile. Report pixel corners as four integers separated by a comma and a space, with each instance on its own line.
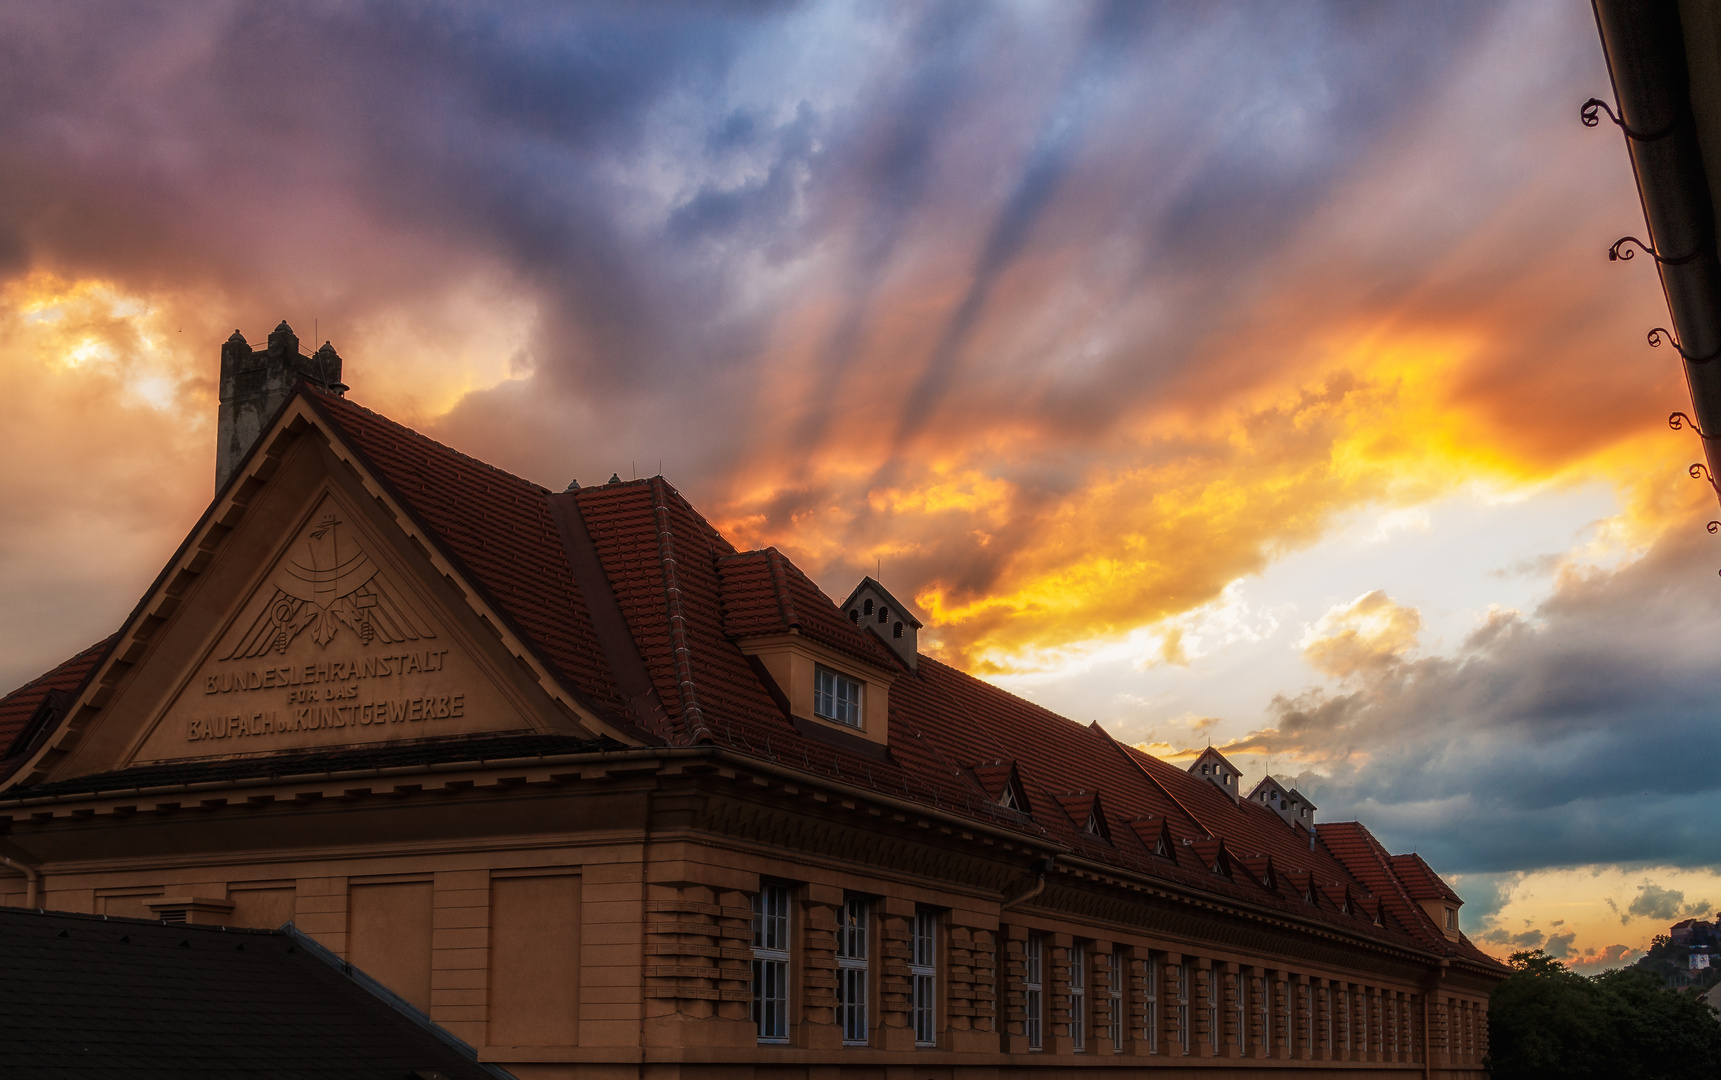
716, 548, 897, 668
305, 392, 633, 725
0, 636, 114, 760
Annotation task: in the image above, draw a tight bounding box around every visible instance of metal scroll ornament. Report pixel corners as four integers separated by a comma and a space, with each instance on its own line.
1670, 412, 1711, 438
1610, 235, 1703, 266
1649, 327, 1721, 364
1581, 97, 1683, 141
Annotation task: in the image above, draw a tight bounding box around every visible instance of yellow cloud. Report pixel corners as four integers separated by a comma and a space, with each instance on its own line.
1299, 590, 1422, 680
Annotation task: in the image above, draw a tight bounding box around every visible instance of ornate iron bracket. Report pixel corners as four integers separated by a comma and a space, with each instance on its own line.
1582, 97, 1682, 141
1649, 327, 1721, 363
1670, 412, 1712, 438
1610, 235, 1705, 265
1690, 462, 1716, 487
1708, 521, 1720, 534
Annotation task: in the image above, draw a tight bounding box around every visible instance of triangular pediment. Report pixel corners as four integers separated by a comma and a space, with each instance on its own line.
126, 488, 549, 765
8, 394, 631, 788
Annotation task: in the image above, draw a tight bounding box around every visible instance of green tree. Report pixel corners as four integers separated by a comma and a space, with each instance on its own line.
1488, 950, 1721, 1080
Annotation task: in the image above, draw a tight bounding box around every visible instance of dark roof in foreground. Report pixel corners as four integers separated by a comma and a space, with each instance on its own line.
0, 906, 502, 1080
0, 384, 1503, 973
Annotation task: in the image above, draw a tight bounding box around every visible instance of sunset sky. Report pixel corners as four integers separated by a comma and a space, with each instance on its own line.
3, 1, 1718, 970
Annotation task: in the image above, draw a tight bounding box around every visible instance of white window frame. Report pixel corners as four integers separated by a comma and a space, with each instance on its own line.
1143, 955, 1159, 1054
814, 665, 863, 728
1299, 982, 1313, 1053
751, 883, 791, 1043
911, 908, 938, 1047
1068, 944, 1086, 1051
1259, 976, 1273, 1052
1175, 963, 1190, 1053
1321, 984, 1332, 1052
1108, 948, 1124, 1052
1229, 972, 1244, 1048
1025, 935, 1044, 1051
836, 896, 870, 1044
1277, 979, 1290, 1052
1206, 968, 1219, 1052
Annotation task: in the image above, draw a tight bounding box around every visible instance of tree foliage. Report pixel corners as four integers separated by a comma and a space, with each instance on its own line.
1488, 950, 1721, 1080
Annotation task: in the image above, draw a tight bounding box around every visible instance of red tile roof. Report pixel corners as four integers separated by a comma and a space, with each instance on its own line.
0, 636, 113, 762
1, 385, 1499, 968
1390, 852, 1465, 906
715, 548, 897, 668
1318, 821, 1496, 964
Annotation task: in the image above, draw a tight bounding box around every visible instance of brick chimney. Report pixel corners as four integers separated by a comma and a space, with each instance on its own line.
216, 322, 345, 491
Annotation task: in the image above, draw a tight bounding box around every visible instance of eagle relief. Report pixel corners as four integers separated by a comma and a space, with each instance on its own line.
170, 506, 486, 751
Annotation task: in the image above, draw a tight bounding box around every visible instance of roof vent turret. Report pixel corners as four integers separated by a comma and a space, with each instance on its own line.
841, 576, 923, 671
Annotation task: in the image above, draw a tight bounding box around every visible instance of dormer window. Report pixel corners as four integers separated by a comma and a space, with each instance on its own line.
1084, 810, 1103, 835
814, 666, 863, 727
999, 785, 1020, 811
1445, 908, 1456, 930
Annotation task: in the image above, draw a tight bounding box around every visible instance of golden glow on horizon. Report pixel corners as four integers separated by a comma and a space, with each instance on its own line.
719, 327, 1704, 680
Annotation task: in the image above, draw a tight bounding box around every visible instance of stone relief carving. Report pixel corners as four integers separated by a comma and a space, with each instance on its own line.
223, 512, 434, 659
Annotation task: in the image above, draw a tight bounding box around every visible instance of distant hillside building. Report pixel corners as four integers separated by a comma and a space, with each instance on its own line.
0, 328, 1504, 1077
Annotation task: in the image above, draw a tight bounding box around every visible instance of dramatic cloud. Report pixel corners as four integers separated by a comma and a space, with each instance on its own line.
0, 0, 1710, 961
1232, 515, 1721, 874
1626, 883, 1712, 925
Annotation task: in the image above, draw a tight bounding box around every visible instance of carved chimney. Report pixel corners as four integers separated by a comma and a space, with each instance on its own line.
216, 322, 345, 491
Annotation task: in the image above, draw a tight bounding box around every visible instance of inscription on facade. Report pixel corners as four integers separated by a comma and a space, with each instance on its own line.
136, 496, 533, 762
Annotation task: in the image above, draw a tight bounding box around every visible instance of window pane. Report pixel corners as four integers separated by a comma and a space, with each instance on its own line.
1025, 936, 1044, 1050
814, 666, 862, 727
911, 910, 937, 1046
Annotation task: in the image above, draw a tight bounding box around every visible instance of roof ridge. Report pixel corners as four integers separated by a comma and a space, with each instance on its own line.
650, 477, 711, 744
1103, 729, 1210, 837
310, 388, 552, 494
764, 548, 801, 629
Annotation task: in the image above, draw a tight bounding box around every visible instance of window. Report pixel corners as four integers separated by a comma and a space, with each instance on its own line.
1025, 935, 1044, 1050
878, 606, 889, 623
836, 897, 869, 1044
849, 608, 859, 622
1252, 975, 1265, 1048
893, 620, 904, 639
1228, 973, 1244, 1048
1069, 944, 1086, 1051
1299, 982, 1312, 1053
1143, 955, 1159, 1053
999, 784, 1019, 811
911, 909, 938, 1047
1174, 963, 1190, 1053
1108, 949, 1124, 1052
1320, 984, 1332, 1052
1445, 907, 1456, 930
864, 598, 874, 615
1276, 979, 1288, 1051
814, 666, 862, 728
1205, 969, 1219, 1052
752, 884, 791, 1042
